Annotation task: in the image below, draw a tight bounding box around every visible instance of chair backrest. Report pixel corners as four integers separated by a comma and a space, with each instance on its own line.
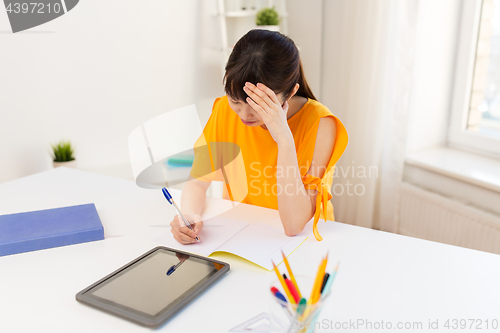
128, 105, 203, 181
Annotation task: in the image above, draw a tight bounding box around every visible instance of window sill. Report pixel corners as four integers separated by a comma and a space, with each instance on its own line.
405, 147, 500, 193
404, 147, 500, 216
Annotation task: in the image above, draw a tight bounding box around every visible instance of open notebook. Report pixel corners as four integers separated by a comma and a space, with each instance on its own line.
151, 216, 307, 270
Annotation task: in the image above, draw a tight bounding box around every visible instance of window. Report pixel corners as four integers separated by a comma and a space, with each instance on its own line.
449, 0, 500, 157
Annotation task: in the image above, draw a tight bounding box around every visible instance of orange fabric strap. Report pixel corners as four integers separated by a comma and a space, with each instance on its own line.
302, 173, 333, 241
301, 115, 348, 241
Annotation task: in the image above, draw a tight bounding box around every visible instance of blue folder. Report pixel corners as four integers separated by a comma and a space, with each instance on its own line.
0, 203, 104, 257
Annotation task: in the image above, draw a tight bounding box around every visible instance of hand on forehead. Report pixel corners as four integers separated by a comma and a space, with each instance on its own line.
246, 82, 287, 106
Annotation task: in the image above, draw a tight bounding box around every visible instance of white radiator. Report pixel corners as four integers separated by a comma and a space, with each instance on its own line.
399, 182, 500, 254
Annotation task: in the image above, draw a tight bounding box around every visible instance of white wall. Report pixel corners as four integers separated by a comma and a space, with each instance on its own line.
0, 0, 331, 184
218, 0, 324, 100
0, 0, 224, 183
286, 0, 324, 100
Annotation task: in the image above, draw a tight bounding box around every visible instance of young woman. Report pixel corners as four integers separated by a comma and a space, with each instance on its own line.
170, 29, 348, 244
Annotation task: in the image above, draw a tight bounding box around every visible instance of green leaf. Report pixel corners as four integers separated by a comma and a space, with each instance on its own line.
50, 140, 75, 162
256, 7, 280, 26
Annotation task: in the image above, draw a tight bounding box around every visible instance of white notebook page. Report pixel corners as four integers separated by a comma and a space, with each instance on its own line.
150, 216, 308, 270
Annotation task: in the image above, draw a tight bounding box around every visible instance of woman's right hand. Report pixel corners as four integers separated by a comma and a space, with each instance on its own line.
170, 214, 203, 245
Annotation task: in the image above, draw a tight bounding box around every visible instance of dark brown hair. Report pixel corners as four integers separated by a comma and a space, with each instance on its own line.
224, 29, 317, 102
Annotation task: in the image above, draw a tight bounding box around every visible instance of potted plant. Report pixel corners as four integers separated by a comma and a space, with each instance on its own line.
51, 140, 77, 168
256, 7, 280, 32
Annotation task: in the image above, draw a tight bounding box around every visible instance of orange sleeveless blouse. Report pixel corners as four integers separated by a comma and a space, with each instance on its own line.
190, 95, 348, 241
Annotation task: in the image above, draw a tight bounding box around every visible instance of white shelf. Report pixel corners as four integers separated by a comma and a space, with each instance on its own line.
224, 10, 258, 17
221, 10, 288, 18
216, 0, 288, 77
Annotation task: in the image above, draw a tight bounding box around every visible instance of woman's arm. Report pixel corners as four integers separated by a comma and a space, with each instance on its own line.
170, 177, 210, 244
243, 82, 337, 236
276, 117, 337, 236
181, 176, 210, 218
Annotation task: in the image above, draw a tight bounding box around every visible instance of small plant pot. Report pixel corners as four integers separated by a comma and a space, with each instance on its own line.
257, 25, 280, 32
53, 160, 77, 169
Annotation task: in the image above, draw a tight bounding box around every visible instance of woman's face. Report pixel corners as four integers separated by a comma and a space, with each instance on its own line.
228, 92, 286, 127
228, 96, 263, 126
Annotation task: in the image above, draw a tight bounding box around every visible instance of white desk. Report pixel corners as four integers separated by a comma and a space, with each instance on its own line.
1, 168, 500, 332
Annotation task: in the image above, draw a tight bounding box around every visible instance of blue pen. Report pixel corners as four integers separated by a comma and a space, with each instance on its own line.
271, 287, 293, 318
166, 261, 185, 276
162, 187, 201, 242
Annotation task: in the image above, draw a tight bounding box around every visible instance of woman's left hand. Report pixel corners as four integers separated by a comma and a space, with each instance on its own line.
243, 82, 294, 146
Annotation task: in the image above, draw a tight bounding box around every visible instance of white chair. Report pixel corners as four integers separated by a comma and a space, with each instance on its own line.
128, 104, 223, 197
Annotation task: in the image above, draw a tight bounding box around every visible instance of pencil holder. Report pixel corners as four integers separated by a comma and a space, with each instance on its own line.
268, 276, 331, 333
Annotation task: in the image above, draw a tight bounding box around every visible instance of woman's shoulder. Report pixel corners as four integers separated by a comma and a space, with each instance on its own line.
302, 99, 338, 144
203, 96, 230, 131
304, 98, 335, 119
212, 95, 229, 109
308, 100, 348, 161
209, 95, 233, 118
306, 100, 347, 139
291, 98, 335, 130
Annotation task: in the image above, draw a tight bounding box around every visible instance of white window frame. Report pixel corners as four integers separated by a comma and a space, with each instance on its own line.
448, 0, 500, 158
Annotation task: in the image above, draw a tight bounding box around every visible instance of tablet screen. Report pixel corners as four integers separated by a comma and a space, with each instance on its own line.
82, 248, 225, 317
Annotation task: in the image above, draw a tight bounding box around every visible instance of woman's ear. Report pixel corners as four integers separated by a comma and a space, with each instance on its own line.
288, 83, 300, 100
281, 84, 301, 106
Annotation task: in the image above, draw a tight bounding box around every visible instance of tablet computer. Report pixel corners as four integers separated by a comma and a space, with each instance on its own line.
76, 246, 230, 327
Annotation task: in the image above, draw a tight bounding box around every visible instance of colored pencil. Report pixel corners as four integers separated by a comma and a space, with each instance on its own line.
272, 260, 296, 305
309, 252, 328, 304
321, 262, 339, 297
282, 250, 302, 298
305, 262, 340, 333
